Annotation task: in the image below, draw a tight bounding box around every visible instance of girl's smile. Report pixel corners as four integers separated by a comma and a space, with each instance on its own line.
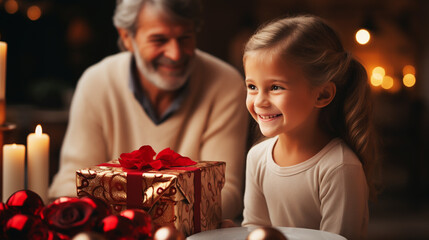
258, 113, 283, 121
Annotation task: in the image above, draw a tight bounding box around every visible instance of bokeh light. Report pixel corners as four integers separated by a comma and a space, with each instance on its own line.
67, 18, 92, 46
402, 65, 416, 75
27, 5, 42, 21
370, 66, 385, 87
381, 76, 394, 89
403, 74, 416, 87
5, 0, 19, 14
355, 29, 370, 45
372, 66, 385, 76
371, 74, 383, 86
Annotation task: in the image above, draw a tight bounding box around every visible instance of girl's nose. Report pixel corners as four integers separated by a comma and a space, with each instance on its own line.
254, 92, 270, 108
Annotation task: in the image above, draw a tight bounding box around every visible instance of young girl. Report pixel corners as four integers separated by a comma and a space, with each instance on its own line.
241, 15, 377, 240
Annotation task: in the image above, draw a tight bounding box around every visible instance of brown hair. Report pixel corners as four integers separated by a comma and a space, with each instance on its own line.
244, 15, 378, 200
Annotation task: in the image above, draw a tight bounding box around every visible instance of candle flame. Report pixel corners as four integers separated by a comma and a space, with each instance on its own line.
35, 124, 43, 135
12, 143, 17, 147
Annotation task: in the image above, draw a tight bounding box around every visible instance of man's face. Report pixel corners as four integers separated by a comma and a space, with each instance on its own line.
122, 4, 197, 91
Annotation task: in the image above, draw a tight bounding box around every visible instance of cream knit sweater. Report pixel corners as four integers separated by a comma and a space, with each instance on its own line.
48, 50, 249, 219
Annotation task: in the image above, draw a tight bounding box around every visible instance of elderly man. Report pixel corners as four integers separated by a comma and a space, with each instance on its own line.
48, 0, 248, 220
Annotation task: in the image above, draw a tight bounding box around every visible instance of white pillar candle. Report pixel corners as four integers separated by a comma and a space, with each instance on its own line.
0, 41, 6, 101
27, 124, 50, 204
2, 143, 25, 202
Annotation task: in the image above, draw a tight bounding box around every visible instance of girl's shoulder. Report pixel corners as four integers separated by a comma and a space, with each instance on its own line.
248, 137, 277, 154
247, 137, 277, 163
317, 138, 363, 171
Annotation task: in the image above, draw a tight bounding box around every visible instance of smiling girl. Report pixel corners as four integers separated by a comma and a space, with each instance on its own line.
241, 15, 377, 240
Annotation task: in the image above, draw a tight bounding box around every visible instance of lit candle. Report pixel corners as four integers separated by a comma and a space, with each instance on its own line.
2, 143, 25, 202
27, 124, 50, 203
0, 41, 7, 125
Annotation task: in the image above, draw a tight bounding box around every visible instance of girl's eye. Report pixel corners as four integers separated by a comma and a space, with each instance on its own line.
247, 84, 257, 90
271, 85, 283, 90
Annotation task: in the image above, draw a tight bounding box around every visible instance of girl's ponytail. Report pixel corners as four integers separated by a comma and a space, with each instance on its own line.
342, 57, 378, 200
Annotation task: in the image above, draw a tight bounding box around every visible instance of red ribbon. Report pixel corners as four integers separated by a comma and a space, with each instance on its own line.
118, 146, 196, 171
173, 167, 201, 233
97, 163, 202, 233
97, 163, 145, 209
126, 170, 144, 209
97, 163, 121, 167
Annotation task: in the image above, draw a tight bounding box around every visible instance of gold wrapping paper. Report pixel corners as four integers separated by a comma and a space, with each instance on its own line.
76, 160, 225, 236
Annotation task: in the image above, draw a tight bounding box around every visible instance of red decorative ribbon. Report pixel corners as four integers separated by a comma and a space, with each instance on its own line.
174, 167, 201, 233
97, 163, 121, 167
97, 163, 146, 209
118, 146, 196, 171
126, 170, 144, 209
97, 163, 202, 233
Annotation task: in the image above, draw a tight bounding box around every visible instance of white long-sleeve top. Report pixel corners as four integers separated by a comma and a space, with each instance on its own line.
48, 50, 249, 219
242, 137, 368, 240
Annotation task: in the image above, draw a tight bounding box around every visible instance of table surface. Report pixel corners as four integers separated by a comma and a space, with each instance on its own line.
187, 227, 347, 240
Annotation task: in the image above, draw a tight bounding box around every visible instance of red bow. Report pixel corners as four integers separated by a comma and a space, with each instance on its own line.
118, 145, 196, 170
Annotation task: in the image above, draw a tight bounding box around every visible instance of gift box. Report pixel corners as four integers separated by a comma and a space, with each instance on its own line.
76, 160, 225, 236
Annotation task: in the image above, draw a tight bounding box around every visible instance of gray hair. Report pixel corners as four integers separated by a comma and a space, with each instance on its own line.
113, 0, 203, 50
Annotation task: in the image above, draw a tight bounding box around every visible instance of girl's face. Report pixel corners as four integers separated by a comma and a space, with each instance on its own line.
244, 51, 321, 138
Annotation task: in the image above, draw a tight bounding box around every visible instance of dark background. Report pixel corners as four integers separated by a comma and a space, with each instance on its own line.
1, 0, 428, 239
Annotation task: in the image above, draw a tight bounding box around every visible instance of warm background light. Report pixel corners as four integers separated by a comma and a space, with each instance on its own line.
5, 0, 19, 14
355, 29, 370, 45
381, 75, 394, 89
370, 66, 385, 87
402, 65, 415, 75
371, 75, 383, 87
372, 66, 385, 76
403, 73, 416, 87
27, 5, 42, 21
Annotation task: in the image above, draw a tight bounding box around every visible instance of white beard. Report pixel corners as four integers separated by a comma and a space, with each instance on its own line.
131, 39, 195, 91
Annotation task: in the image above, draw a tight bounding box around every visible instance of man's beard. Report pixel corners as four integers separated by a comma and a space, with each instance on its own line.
132, 40, 195, 91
